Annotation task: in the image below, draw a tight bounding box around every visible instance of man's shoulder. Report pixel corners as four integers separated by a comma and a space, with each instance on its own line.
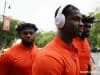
73, 37, 82, 44
38, 47, 63, 63
9, 43, 21, 50
0, 50, 12, 61
36, 50, 63, 67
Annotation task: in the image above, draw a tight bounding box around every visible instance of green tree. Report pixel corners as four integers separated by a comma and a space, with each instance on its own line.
0, 17, 23, 49
89, 12, 100, 47
35, 31, 55, 48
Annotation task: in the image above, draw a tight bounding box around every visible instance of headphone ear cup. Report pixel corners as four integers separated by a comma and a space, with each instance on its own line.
55, 14, 65, 28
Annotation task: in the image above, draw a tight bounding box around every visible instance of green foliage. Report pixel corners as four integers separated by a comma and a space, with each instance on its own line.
0, 17, 23, 49
95, 13, 100, 19
89, 12, 100, 47
35, 31, 55, 48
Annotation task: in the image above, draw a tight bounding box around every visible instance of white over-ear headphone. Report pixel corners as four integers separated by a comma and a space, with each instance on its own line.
55, 5, 67, 28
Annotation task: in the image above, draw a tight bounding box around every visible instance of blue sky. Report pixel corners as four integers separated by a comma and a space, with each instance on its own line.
0, 0, 100, 31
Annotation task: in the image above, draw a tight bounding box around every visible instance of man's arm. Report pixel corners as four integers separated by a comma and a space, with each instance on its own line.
0, 53, 11, 75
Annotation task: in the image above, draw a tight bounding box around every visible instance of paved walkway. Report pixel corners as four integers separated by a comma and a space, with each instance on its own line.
91, 52, 100, 75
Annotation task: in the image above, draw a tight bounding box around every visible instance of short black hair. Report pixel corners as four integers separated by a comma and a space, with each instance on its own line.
16, 23, 38, 34
62, 4, 79, 18
55, 4, 79, 18
82, 15, 95, 23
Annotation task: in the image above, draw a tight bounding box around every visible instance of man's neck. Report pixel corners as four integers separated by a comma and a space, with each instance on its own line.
58, 32, 73, 45
80, 36, 86, 40
22, 43, 34, 49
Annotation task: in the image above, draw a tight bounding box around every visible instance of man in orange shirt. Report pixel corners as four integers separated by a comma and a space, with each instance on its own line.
73, 15, 95, 75
0, 23, 39, 75
32, 4, 83, 75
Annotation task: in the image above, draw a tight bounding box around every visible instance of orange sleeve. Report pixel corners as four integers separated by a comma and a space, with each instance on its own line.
0, 53, 11, 75
32, 54, 64, 75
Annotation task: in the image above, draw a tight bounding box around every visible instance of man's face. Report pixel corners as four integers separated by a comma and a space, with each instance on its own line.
82, 23, 91, 37
19, 29, 36, 46
64, 9, 83, 37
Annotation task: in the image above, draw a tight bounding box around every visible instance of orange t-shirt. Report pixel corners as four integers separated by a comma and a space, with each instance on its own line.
73, 37, 91, 75
0, 43, 39, 75
32, 36, 80, 75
